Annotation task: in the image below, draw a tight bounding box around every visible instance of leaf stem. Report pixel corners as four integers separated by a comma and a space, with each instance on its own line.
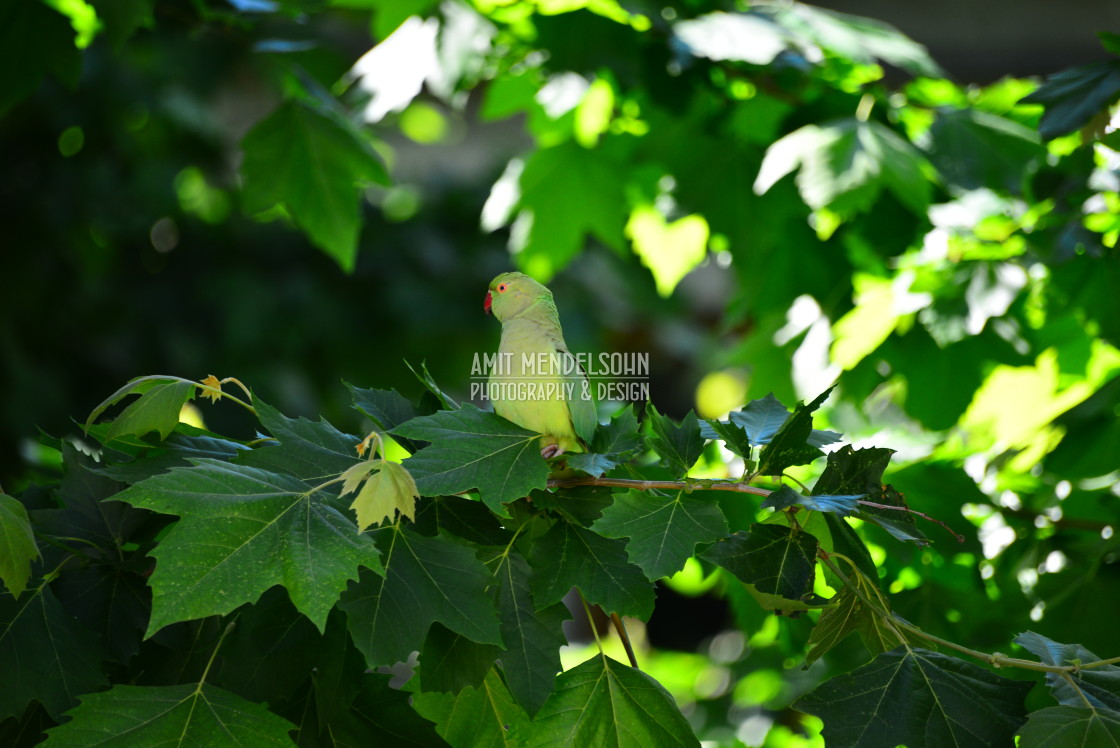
577, 590, 605, 657
610, 612, 640, 670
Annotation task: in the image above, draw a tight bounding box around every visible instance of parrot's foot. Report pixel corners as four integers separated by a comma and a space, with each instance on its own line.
540, 444, 564, 459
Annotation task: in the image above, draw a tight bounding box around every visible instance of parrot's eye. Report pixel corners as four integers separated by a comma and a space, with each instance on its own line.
497, 283, 508, 293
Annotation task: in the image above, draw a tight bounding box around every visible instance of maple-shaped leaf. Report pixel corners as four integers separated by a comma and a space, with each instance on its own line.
411, 668, 531, 748
514, 655, 699, 746
419, 623, 502, 694
112, 459, 383, 636
567, 406, 643, 477
795, 648, 1032, 747
527, 521, 655, 620
343, 459, 420, 531
392, 404, 548, 514
340, 526, 503, 668
701, 523, 819, 604
757, 387, 834, 476
732, 393, 791, 445
1016, 705, 1120, 748
0, 585, 107, 721
1015, 631, 1120, 711
699, 418, 754, 459
592, 490, 729, 580
347, 382, 434, 454
405, 359, 460, 410
490, 551, 570, 716
85, 376, 197, 442
645, 403, 705, 477
41, 682, 296, 747
1022, 59, 1120, 139
755, 118, 934, 216
814, 446, 928, 544
0, 493, 37, 597
805, 572, 924, 665
762, 484, 862, 517
236, 397, 361, 482
240, 100, 388, 271
93, 429, 249, 485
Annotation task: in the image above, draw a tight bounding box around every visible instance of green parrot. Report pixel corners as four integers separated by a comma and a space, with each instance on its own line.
484, 272, 597, 458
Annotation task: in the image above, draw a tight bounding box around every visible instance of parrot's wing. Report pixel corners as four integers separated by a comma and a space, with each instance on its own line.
553, 344, 598, 448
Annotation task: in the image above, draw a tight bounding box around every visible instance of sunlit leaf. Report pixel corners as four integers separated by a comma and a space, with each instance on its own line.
516, 655, 699, 746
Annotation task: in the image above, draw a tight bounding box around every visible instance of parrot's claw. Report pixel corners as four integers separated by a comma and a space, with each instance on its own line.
541, 444, 564, 459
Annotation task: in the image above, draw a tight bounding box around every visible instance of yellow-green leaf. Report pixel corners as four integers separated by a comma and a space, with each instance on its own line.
350, 460, 419, 532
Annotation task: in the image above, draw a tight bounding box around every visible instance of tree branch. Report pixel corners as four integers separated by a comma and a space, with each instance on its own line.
547, 476, 773, 496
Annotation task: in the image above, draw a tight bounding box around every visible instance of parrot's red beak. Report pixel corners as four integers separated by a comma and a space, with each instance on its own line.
484, 291, 493, 315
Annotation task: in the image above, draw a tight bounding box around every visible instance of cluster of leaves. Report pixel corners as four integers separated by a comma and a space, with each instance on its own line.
2, 372, 1118, 747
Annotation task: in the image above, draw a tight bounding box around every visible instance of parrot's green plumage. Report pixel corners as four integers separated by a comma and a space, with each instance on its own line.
484, 272, 597, 458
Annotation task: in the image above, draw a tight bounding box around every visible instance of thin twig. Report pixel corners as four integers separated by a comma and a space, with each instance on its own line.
857, 499, 966, 543
547, 476, 772, 497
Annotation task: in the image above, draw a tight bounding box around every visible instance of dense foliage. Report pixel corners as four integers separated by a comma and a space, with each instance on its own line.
3, 0, 1120, 746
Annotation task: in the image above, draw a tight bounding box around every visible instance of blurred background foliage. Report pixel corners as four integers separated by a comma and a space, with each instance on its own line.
3, 0, 1120, 744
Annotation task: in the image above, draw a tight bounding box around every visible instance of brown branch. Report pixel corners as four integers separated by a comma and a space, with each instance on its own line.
857, 500, 966, 543
547, 476, 773, 497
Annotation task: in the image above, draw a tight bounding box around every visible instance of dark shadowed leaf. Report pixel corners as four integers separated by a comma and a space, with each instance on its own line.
795, 648, 1032, 747
41, 683, 295, 747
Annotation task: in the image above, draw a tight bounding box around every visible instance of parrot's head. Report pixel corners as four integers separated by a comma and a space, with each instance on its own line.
484, 272, 552, 322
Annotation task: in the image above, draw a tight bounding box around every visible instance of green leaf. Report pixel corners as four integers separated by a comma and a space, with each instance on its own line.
730, 393, 791, 445
762, 485, 862, 517
756, 387, 833, 476
347, 382, 432, 453
510, 140, 627, 281
626, 205, 710, 297
341, 527, 503, 667
699, 418, 754, 459
645, 404, 705, 477
0, 585, 108, 721
592, 490, 728, 580
41, 682, 296, 747
794, 648, 1033, 748
113, 459, 382, 636
812, 445, 927, 544
0, 494, 37, 598
240, 100, 388, 271
1016, 705, 1120, 748
0, 0, 82, 116
755, 119, 933, 217
516, 655, 699, 747
926, 108, 1044, 193
767, 3, 942, 78
51, 565, 151, 665
88, 0, 154, 49
527, 521, 655, 620
673, 12, 790, 65
805, 573, 923, 665
412, 668, 531, 748
86, 377, 197, 442
235, 397, 361, 481
92, 430, 249, 484
491, 552, 569, 716
1015, 631, 1120, 710
393, 404, 549, 513
405, 359, 460, 410
346, 459, 420, 531
701, 523, 819, 604
419, 623, 502, 694
1022, 60, 1120, 139
567, 406, 642, 476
